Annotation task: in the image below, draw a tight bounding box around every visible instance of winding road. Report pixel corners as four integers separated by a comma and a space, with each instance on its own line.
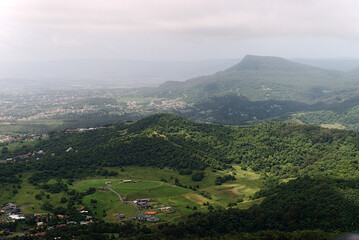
107, 186, 140, 217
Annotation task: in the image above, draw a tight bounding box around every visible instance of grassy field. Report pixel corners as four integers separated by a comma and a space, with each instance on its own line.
320, 123, 346, 129
70, 165, 263, 222
82, 190, 137, 221
0, 119, 64, 135
0, 140, 39, 159
201, 166, 263, 208
0, 165, 264, 222
71, 179, 193, 221
104, 165, 264, 204
0, 173, 67, 215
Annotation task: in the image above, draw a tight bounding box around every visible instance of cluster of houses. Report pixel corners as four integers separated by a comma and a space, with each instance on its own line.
0, 149, 45, 164
116, 213, 126, 220
136, 211, 159, 222
134, 198, 153, 210
64, 126, 105, 134
0, 133, 48, 145
124, 98, 187, 113
133, 198, 172, 212
0, 203, 94, 238
1, 203, 25, 221
131, 198, 172, 222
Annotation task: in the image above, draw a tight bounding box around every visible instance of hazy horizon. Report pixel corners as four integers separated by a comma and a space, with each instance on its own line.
0, 0, 358, 62
0, 55, 358, 90
1, 0, 359, 88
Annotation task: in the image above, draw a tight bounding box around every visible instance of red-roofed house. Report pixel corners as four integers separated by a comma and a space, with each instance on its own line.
144, 211, 157, 216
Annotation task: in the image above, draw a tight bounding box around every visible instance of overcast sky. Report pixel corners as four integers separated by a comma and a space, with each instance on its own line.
0, 0, 359, 61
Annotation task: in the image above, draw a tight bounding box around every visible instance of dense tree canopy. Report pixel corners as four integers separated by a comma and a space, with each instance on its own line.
2, 113, 359, 239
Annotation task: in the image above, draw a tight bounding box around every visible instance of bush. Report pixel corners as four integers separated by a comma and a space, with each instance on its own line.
228, 202, 237, 207
179, 169, 193, 175
215, 175, 236, 185
192, 172, 204, 181
41, 202, 54, 211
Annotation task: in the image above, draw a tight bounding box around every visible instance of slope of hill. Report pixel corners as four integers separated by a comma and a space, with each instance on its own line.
1, 114, 359, 239
2, 113, 359, 183
227, 55, 331, 72
292, 57, 359, 71
155, 55, 343, 103
144, 55, 359, 127
346, 66, 359, 79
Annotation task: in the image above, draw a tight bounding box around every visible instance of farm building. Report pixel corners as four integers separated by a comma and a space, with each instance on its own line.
116, 214, 126, 219
2, 203, 16, 210
144, 211, 157, 216
11, 208, 22, 214
136, 215, 147, 221
9, 215, 25, 220
147, 217, 159, 222
159, 207, 172, 212
122, 180, 132, 183
136, 198, 151, 202
137, 202, 153, 209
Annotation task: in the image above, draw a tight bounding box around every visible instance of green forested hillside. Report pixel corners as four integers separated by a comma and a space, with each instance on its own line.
182, 94, 310, 125
2, 113, 359, 182
2, 113, 359, 239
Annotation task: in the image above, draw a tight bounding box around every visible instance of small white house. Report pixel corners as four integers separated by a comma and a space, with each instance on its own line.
9, 214, 25, 220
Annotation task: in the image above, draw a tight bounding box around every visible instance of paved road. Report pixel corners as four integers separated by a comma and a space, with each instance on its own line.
108, 186, 140, 217
108, 187, 124, 202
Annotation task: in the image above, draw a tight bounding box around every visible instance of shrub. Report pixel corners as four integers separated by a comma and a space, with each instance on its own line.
192, 172, 204, 181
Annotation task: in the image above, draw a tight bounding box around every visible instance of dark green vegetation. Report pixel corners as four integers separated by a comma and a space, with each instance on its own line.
1, 113, 359, 239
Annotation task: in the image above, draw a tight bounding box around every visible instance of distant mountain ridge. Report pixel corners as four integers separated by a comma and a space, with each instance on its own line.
155, 55, 346, 104
292, 57, 359, 71
147, 55, 359, 126
227, 55, 328, 72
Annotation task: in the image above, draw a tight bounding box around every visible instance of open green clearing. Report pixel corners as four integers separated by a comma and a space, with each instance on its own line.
0, 165, 263, 223
0, 173, 67, 215
69, 165, 263, 222
82, 190, 137, 221
0, 140, 39, 159
0, 119, 64, 135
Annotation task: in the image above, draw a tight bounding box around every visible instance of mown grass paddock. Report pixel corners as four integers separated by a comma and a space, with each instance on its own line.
0, 165, 264, 223
70, 166, 263, 221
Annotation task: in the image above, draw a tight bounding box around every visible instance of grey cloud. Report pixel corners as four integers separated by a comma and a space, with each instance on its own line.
0, 0, 358, 61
